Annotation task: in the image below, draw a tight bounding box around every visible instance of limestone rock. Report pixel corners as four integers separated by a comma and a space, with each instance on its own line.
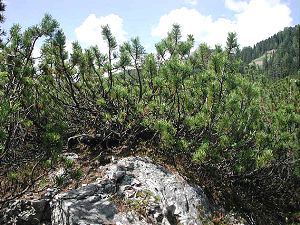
1, 157, 247, 225
51, 157, 212, 225
0, 199, 50, 225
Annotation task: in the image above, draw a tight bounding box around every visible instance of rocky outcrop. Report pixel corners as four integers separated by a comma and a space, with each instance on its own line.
0, 156, 247, 225
52, 157, 212, 225
0, 199, 50, 225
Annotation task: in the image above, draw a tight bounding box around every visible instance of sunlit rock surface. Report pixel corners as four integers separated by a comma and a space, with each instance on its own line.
1, 156, 247, 225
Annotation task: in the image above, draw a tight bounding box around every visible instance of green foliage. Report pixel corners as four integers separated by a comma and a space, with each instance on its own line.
7, 172, 18, 182
0, 16, 299, 224
64, 158, 74, 169
153, 119, 176, 146
193, 142, 209, 162
256, 149, 274, 168
71, 168, 83, 181
43, 160, 52, 168
55, 175, 65, 187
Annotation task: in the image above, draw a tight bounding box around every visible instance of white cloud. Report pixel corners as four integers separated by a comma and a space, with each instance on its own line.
184, 0, 198, 5
75, 14, 127, 53
65, 39, 73, 54
225, 0, 248, 12
32, 45, 42, 68
234, 0, 292, 47
151, 7, 234, 47
152, 0, 292, 47
32, 46, 41, 58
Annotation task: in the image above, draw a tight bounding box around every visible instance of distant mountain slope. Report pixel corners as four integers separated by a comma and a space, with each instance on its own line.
251, 49, 276, 67
240, 25, 300, 77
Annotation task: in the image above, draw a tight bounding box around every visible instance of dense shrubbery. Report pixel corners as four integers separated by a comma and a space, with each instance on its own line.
0, 15, 299, 224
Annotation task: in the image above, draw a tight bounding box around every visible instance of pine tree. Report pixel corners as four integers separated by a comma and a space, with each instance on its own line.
101, 25, 117, 92
123, 37, 145, 101
0, 0, 5, 43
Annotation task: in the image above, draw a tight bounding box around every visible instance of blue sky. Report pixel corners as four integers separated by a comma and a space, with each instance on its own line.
3, 0, 300, 52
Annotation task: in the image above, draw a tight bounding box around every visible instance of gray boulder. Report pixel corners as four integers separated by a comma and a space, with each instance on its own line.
1, 157, 247, 225
0, 199, 50, 225
51, 157, 212, 225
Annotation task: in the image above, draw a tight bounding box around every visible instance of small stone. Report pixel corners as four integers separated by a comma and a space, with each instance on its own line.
62, 152, 79, 161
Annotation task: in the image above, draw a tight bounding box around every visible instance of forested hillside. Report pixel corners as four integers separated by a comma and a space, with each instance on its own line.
240, 25, 300, 78
0, 12, 299, 225
0, 0, 5, 43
